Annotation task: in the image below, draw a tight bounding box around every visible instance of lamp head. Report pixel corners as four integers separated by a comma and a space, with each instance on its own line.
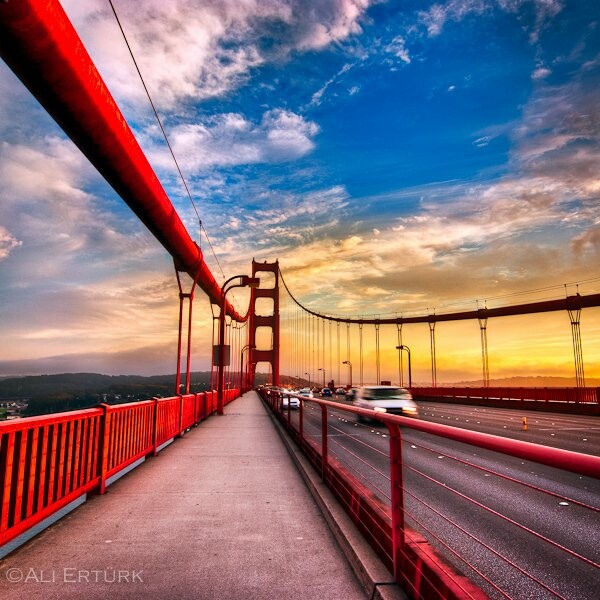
241, 276, 260, 288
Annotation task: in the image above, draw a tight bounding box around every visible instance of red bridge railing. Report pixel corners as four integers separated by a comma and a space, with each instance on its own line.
0, 389, 239, 550
260, 389, 600, 600
412, 386, 599, 414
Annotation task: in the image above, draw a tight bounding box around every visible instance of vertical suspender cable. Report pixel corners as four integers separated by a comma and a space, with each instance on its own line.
375, 323, 381, 385
397, 322, 403, 387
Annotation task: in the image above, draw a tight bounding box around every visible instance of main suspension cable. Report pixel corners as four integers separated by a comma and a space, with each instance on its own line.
107, 0, 225, 279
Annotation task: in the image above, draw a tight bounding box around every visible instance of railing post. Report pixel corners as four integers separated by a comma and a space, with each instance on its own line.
178, 394, 184, 437
299, 399, 304, 442
320, 404, 328, 481
98, 403, 111, 495
386, 421, 405, 581
152, 398, 159, 456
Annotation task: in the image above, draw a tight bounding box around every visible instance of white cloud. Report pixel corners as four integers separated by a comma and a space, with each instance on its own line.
473, 135, 492, 147
419, 0, 487, 36
310, 63, 353, 106
385, 36, 411, 64
148, 109, 319, 171
0, 137, 160, 282
62, 0, 375, 110
532, 66, 551, 80
419, 0, 563, 40
0, 226, 21, 260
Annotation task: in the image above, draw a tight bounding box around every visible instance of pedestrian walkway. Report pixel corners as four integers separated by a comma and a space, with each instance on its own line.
0, 392, 366, 599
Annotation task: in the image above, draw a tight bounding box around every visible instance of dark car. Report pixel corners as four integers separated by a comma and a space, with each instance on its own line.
321, 387, 333, 397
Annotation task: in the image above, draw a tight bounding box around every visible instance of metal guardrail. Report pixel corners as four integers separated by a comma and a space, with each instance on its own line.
412, 386, 600, 415
260, 389, 600, 600
0, 389, 240, 550
414, 386, 599, 404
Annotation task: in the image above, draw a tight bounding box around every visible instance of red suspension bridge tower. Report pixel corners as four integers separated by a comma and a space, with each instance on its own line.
248, 260, 280, 387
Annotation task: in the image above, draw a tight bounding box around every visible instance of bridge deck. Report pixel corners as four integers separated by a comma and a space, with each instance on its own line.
0, 392, 365, 599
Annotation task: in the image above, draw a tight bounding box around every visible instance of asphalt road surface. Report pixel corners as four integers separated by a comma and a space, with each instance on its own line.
282, 398, 600, 600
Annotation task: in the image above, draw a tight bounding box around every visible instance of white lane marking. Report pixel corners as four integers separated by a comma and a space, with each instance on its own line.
539, 427, 600, 431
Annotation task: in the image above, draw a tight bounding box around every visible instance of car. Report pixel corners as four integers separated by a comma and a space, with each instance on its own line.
297, 388, 314, 398
281, 393, 300, 409
335, 387, 346, 395
346, 388, 359, 400
352, 385, 419, 422
321, 387, 333, 397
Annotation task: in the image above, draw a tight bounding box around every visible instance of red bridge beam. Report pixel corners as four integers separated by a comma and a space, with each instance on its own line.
0, 0, 244, 321
281, 268, 600, 323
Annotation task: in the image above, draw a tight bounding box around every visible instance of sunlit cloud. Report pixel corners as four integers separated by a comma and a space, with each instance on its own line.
62, 0, 375, 110
1, 0, 598, 380
147, 109, 319, 171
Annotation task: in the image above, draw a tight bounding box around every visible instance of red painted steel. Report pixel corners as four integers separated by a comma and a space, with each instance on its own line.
155, 397, 182, 449
1, 409, 103, 545
281, 269, 600, 324
0, 0, 244, 321
412, 386, 600, 415
249, 260, 280, 387
0, 390, 242, 549
415, 386, 598, 403
259, 389, 600, 599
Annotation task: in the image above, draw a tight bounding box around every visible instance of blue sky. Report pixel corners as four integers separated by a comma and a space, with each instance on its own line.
1, 0, 599, 377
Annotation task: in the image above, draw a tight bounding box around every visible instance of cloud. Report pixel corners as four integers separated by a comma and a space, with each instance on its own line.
531, 66, 551, 80
62, 0, 375, 110
511, 81, 600, 197
0, 226, 21, 260
419, 0, 487, 36
310, 63, 353, 106
418, 0, 563, 41
0, 137, 160, 283
148, 109, 319, 170
473, 135, 492, 147
385, 36, 411, 64
571, 227, 600, 258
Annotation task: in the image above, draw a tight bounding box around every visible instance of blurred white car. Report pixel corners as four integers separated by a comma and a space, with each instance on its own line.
297, 388, 314, 398
282, 393, 300, 409
353, 386, 418, 421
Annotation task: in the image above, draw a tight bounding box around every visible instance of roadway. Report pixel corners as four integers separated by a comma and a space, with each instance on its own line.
282, 397, 600, 600
417, 400, 600, 455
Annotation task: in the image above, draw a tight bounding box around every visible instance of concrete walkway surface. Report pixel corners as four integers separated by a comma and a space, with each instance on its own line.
0, 391, 366, 599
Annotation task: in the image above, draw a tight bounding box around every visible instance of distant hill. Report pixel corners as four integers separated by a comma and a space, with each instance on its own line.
0, 372, 208, 417
0, 371, 273, 417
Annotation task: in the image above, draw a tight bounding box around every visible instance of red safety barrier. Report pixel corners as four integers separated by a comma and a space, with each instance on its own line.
1, 389, 240, 550
99, 401, 155, 493
260, 389, 600, 600
1, 409, 103, 546
413, 386, 600, 414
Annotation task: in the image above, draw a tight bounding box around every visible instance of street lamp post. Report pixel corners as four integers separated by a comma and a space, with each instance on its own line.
342, 360, 352, 388
395, 345, 412, 388
318, 368, 326, 388
218, 275, 260, 414
240, 344, 255, 393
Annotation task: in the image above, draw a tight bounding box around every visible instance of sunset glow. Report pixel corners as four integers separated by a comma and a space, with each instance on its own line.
1, 0, 599, 381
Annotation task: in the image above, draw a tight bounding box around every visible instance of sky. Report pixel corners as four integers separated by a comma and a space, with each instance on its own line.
0, 0, 599, 381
